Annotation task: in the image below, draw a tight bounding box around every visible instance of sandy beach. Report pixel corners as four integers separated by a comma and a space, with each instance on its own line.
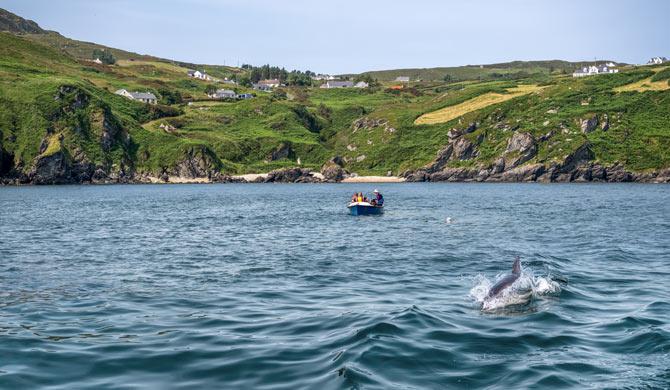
341, 176, 406, 183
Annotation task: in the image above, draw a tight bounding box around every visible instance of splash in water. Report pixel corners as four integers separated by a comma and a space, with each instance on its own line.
469, 267, 562, 313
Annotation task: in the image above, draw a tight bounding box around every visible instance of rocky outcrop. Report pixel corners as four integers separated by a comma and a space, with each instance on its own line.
580, 115, 599, 134
264, 167, 322, 183
266, 143, 293, 162
172, 146, 221, 179
505, 132, 537, 168
321, 163, 347, 182
452, 138, 477, 160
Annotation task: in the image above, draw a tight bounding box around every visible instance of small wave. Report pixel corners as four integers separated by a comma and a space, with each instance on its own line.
469, 268, 562, 313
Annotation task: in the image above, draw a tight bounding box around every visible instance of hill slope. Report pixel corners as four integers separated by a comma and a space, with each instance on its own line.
1, 8, 669, 184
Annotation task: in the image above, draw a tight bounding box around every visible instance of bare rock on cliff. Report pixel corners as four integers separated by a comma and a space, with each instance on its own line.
452, 137, 477, 160
264, 167, 321, 183
500, 163, 545, 182
266, 143, 293, 162
580, 115, 599, 134
505, 132, 537, 167
173, 146, 221, 178
321, 163, 346, 182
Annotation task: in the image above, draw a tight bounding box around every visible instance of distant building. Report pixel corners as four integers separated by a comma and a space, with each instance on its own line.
237, 93, 254, 99
222, 79, 237, 85
320, 80, 355, 89
208, 89, 237, 99
187, 70, 214, 81
572, 64, 619, 77
311, 74, 335, 81
389, 85, 404, 90
647, 56, 667, 65
253, 79, 282, 91
354, 81, 369, 88
115, 89, 157, 104
93, 58, 103, 65
395, 76, 410, 82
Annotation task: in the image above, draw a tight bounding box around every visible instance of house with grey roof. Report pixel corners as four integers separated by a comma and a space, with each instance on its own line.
208, 89, 237, 99
320, 80, 355, 89
115, 89, 157, 104
395, 76, 410, 82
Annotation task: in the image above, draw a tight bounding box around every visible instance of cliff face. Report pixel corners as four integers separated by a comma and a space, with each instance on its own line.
402, 122, 670, 183
0, 9, 46, 34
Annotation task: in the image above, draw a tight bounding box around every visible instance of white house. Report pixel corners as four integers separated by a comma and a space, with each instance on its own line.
253, 79, 282, 91
93, 58, 103, 65
572, 64, 619, 77
354, 81, 369, 88
647, 57, 667, 65
187, 70, 214, 81
320, 80, 355, 89
115, 89, 157, 104
311, 74, 336, 81
395, 76, 410, 82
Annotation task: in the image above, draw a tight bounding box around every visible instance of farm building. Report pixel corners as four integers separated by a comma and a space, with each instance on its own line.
115, 89, 157, 104
572, 64, 618, 77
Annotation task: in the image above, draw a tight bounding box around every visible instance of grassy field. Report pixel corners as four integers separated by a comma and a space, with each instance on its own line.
1, 23, 669, 180
414, 84, 544, 125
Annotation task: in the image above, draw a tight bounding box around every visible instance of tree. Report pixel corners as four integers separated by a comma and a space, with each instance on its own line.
92, 48, 116, 65
238, 75, 252, 87
204, 85, 217, 95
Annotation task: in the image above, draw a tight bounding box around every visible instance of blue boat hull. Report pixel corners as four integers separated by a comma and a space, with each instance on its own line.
348, 204, 384, 215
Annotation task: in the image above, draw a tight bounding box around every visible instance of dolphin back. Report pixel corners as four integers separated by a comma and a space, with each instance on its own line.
486, 257, 522, 298
512, 256, 521, 275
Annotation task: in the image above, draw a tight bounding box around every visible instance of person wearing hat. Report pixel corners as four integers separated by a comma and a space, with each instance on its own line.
372, 189, 384, 207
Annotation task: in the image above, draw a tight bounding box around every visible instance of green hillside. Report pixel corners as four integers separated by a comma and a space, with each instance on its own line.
1, 7, 669, 184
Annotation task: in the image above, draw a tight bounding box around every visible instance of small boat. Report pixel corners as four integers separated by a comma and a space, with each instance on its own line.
348, 201, 384, 216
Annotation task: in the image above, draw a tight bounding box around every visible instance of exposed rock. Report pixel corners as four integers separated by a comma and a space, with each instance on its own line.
425, 144, 453, 173
447, 129, 462, 140
321, 163, 346, 182
452, 137, 477, 160
329, 156, 345, 167
500, 164, 545, 182
266, 143, 293, 162
29, 150, 71, 184
580, 115, 599, 134
491, 157, 506, 174
264, 167, 321, 183
355, 155, 366, 162
173, 146, 221, 178
559, 143, 594, 173
601, 114, 610, 131
429, 167, 478, 182
505, 132, 537, 167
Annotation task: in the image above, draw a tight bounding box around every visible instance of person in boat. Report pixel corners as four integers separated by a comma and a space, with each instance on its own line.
351, 193, 358, 203
372, 189, 383, 207
357, 192, 363, 202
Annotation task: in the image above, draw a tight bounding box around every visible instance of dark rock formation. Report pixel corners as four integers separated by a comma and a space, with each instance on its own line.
172, 146, 221, 179
266, 142, 293, 162
580, 115, 599, 134
321, 163, 346, 182
452, 138, 477, 160
505, 132, 537, 167
264, 167, 321, 183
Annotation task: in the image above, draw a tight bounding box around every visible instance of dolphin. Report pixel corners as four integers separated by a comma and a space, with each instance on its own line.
486, 256, 522, 298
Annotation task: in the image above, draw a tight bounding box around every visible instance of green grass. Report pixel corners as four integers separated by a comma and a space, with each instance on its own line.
1, 30, 669, 179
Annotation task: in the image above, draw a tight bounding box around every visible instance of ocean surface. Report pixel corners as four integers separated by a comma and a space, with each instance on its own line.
1, 183, 669, 389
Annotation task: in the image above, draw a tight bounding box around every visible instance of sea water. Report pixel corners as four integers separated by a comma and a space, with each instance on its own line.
1, 183, 669, 388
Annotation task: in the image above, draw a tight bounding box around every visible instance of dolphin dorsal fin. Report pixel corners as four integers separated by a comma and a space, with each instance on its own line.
512, 256, 521, 275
